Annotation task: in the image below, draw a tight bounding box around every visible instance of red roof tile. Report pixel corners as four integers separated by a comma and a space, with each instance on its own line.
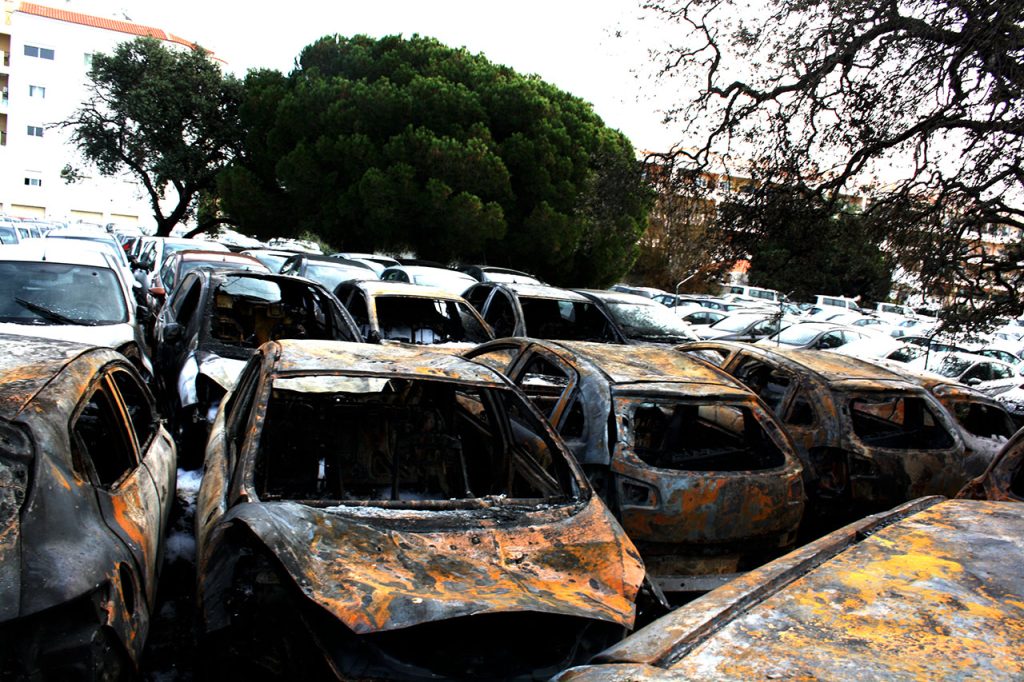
17, 3, 170, 39
16, 3, 225, 62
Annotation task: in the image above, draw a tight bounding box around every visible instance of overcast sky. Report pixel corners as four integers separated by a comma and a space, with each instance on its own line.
63, 0, 687, 153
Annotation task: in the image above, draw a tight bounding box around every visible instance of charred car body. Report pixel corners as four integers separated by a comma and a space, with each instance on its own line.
863, 360, 1016, 478
466, 338, 805, 593
195, 340, 644, 679
959, 426, 1024, 501
334, 279, 493, 347
679, 342, 966, 532
0, 334, 176, 677
152, 270, 361, 465
555, 497, 1024, 681
463, 282, 623, 342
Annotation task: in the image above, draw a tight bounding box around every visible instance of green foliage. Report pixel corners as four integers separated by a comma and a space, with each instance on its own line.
721, 188, 894, 303
220, 34, 650, 285
63, 37, 243, 236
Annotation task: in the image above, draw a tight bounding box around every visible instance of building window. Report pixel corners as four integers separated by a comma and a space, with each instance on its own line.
84, 53, 95, 67
29, 85, 46, 98
27, 126, 44, 137
24, 178, 42, 187
24, 45, 55, 60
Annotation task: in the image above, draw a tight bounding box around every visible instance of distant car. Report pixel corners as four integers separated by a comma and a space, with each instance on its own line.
195, 341, 644, 678
697, 311, 786, 342
334, 279, 493, 347
465, 338, 805, 594
678, 341, 967, 534
555, 497, 1024, 681
574, 289, 701, 344
824, 334, 925, 364
674, 304, 727, 328
152, 269, 361, 464
279, 253, 377, 290
380, 264, 478, 295
0, 334, 175, 678
0, 241, 153, 378
756, 321, 871, 350
609, 284, 669, 299
240, 248, 301, 273
330, 252, 400, 276
458, 264, 543, 285
907, 351, 1017, 392
133, 236, 231, 289
463, 282, 622, 342
720, 283, 786, 304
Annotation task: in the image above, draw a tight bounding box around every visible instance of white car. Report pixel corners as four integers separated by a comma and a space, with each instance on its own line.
907, 351, 1017, 393
380, 265, 478, 296
0, 242, 152, 377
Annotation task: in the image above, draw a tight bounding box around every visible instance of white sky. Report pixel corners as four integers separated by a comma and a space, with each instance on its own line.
63, 0, 686, 153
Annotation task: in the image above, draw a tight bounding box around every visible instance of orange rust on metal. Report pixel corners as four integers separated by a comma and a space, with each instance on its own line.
257, 499, 645, 634
197, 340, 647, 652
464, 338, 805, 590
558, 498, 1024, 681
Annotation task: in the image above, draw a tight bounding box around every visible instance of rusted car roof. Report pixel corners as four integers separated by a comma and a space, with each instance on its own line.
558, 497, 1024, 681
689, 340, 915, 386
345, 279, 468, 300
554, 340, 744, 387
0, 335, 90, 418
274, 339, 505, 384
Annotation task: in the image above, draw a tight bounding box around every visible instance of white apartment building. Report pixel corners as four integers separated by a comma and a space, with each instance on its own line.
0, 1, 206, 229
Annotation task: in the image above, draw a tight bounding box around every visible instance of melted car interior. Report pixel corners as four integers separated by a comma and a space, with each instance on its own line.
849, 394, 956, 449
254, 376, 575, 506
628, 400, 786, 471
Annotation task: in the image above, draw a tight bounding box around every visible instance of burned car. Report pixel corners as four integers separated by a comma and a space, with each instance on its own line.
334, 279, 493, 347
958, 427, 1024, 501
465, 339, 805, 593
195, 340, 644, 679
0, 334, 176, 677
555, 497, 1024, 681
464, 282, 623, 342
679, 342, 966, 533
863, 359, 1016, 478
152, 270, 361, 465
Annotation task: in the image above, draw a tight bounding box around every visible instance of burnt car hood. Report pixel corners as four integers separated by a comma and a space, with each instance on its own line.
226, 498, 644, 634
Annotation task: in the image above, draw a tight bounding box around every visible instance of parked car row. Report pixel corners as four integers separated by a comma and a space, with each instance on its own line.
3, 230, 1024, 678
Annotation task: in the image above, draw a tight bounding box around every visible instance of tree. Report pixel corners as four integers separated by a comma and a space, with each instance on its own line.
219, 35, 651, 286
719, 184, 894, 302
63, 37, 244, 237
643, 0, 1023, 327
627, 161, 731, 293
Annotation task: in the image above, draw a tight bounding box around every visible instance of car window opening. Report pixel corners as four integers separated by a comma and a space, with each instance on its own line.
254, 377, 574, 507
849, 395, 955, 449
375, 297, 490, 344
629, 401, 786, 471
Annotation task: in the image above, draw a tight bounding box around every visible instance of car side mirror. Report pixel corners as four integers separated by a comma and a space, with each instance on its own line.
966, 377, 983, 387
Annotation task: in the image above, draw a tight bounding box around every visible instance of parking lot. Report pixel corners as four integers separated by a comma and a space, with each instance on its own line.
1, 225, 1024, 679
